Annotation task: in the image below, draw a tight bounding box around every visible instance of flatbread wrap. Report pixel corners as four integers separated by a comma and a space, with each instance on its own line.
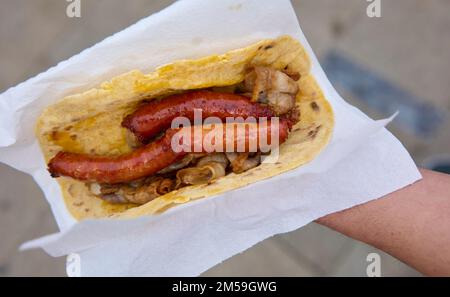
36, 35, 334, 220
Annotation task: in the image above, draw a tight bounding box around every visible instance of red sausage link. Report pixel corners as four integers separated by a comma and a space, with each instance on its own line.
48, 120, 290, 184
122, 90, 275, 142
48, 129, 184, 184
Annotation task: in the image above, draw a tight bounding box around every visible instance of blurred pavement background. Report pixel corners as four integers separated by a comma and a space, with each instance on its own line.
0, 0, 449, 276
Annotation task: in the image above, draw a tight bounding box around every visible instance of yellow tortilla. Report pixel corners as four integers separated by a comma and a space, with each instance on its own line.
36, 35, 334, 220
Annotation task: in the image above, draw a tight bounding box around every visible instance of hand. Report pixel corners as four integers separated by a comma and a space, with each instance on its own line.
317, 169, 450, 276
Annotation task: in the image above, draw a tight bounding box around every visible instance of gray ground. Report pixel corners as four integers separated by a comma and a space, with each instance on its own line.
0, 0, 448, 276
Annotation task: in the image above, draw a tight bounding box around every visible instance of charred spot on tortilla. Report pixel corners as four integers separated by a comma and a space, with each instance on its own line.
36, 36, 334, 220
308, 125, 322, 139
310, 101, 320, 112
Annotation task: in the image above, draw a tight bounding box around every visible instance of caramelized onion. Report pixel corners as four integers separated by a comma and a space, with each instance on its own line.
101, 193, 129, 204
196, 153, 229, 168
129, 181, 161, 204
226, 152, 261, 173
92, 177, 174, 205
176, 162, 226, 186
157, 178, 174, 195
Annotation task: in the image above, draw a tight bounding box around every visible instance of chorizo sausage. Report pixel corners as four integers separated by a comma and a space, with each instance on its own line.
48, 120, 290, 184
122, 90, 276, 142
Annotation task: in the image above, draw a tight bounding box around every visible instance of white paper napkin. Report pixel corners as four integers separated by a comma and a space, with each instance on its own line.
0, 0, 420, 276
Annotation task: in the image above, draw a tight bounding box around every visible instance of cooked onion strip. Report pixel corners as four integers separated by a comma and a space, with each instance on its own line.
92, 177, 174, 205
226, 152, 261, 173
157, 178, 174, 195
176, 162, 226, 187
196, 153, 229, 168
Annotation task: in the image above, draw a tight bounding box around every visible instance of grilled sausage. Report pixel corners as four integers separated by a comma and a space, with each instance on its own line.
122, 90, 276, 142
48, 120, 290, 184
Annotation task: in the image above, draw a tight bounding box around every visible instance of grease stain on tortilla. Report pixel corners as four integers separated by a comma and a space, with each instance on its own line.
228, 4, 242, 11
191, 37, 203, 45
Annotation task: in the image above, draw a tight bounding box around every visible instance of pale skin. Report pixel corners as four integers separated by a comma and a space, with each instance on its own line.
317, 169, 450, 276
